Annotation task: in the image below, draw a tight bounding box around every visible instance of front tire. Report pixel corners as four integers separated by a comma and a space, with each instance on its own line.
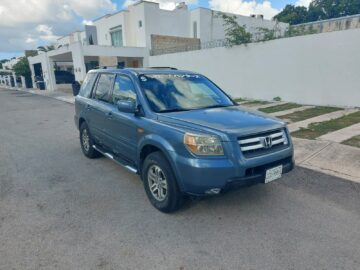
142, 152, 183, 213
79, 122, 101, 159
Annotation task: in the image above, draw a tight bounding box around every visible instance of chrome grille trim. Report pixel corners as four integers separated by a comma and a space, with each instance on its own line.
238, 129, 287, 153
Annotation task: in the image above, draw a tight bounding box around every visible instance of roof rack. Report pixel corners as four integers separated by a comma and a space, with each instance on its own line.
94, 65, 122, 69
149, 67, 178, 70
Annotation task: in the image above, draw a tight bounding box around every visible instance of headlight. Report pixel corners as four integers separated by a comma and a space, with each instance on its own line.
184, 133, 224, 156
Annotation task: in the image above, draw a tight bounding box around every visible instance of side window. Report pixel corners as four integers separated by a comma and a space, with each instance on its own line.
112, 75, 137, 104
79, 73, 96, 98
93, 73, 115, 102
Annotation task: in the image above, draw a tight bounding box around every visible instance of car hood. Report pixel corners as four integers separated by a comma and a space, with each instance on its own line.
157, 106, 285, 140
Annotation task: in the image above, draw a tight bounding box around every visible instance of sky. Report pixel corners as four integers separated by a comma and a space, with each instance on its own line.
0, 0, 310, 60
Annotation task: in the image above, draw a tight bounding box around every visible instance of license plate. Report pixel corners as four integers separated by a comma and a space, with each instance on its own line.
265, 165, 283, 183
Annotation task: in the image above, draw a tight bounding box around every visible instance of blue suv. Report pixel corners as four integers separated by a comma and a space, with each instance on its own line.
75, 68, 294, 212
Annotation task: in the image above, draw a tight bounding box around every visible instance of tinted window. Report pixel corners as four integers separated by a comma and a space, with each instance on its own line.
112, 75, 136, 104
93, 73, 115, 102
79, 73, 96, 98
139, 74, 233, 112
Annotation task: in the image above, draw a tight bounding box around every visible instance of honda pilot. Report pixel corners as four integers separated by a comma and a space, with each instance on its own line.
74, 68, 294, 212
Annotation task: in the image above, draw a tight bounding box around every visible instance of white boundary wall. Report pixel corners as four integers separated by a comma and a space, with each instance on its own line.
149, 28, 360, 108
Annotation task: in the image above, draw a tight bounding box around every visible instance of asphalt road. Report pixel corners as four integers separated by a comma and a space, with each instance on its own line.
0, 88, 359, 270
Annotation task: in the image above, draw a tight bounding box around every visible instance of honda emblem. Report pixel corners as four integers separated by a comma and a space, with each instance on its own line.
262, 136, 273, 148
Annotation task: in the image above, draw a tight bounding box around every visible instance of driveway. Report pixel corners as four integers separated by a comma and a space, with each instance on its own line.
0, 88, 359, 270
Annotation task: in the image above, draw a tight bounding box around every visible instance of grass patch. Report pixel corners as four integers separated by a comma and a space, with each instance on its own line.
233, 97, 247, 102
241, 100, 270, 106
259, 103, 302, 113
292, 111, 360, 139
342, 135, 360, 148
280, 106, 342, 122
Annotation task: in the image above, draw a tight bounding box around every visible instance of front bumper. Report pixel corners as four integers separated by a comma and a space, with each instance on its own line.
170, 144, 294, 195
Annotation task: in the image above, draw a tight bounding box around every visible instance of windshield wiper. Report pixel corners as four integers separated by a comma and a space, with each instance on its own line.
158, 108, 190, 113
195, 104, 233, 110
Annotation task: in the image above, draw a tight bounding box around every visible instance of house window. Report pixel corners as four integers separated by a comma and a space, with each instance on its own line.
138, 20, 143, 28
193, 21, 198, 38
110, 25, 123, 47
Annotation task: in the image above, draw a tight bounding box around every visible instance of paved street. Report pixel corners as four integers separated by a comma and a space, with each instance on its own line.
0, 88, 360, 270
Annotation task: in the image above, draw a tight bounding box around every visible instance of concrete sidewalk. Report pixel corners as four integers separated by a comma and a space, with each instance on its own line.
28, 89, 75, 104
293, 138, 360, 183
319, 123, 360, 143
0, 86, 75, 104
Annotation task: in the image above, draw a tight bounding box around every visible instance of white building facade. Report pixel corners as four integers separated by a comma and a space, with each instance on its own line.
28, 0, 287, 91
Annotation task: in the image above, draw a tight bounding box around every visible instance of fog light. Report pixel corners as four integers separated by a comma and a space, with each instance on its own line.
205, 188, 221, 195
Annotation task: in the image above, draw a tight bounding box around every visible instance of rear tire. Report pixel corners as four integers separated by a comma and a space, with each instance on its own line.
142, 152, 183, 213
79, 122, 101, 159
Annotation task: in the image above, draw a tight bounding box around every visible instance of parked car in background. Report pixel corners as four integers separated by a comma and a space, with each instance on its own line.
55, 70, 75, 84
74, 68, 294, 212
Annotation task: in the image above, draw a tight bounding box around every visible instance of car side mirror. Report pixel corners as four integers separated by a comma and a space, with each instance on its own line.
117, 100, 136, 113
72, 81, 81, 96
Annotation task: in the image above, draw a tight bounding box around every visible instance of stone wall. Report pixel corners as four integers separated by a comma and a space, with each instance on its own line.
150, 34, 200, 56
99, 56, 118, 68
293, 14, 360, 34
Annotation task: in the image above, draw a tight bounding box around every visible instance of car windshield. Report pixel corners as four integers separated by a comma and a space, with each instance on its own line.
138, 74, 234, 113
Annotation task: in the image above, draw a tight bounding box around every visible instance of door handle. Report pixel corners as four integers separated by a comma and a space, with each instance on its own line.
106, 111, 113, 119
86, 104, 91, 110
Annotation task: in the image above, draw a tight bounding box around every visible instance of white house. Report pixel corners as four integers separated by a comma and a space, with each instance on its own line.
27, 0, 287, 91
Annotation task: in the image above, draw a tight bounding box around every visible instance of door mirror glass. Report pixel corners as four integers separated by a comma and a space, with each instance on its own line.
117, 100, 136, 113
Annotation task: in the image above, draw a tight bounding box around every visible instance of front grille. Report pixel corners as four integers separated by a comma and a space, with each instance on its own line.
238, 129, 288, 158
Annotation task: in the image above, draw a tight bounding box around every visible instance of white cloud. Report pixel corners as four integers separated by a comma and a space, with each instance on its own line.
0, 0, 116, 54
82, 20, 94, 26
209, 0, 279, 20
295, 0, 312, 7
123, 0, 198, 10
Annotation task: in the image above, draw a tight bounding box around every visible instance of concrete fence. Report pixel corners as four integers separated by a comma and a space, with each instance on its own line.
149, 28, 360, 108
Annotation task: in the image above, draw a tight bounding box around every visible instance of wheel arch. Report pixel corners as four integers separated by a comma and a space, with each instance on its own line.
138, 135, 184, 191
79, 117, 86, 128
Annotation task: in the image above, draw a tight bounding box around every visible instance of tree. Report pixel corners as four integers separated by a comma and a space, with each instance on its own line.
220, 14, 252, 47
274, 0, 360, 24
0, 59, 8, 70
13, 57, 32, 87
308, 0, 360, 22
273, 5, 308, 25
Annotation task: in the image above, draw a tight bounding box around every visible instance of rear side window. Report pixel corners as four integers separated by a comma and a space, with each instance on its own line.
79, 73, 96, 98
112, 75, 137, 104
93, 73, 115, 102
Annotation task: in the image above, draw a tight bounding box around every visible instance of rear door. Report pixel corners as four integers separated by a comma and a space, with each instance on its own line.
86, 73, 115, 146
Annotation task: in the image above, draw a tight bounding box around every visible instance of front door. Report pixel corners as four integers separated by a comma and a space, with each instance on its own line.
107, 74, 138, 163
